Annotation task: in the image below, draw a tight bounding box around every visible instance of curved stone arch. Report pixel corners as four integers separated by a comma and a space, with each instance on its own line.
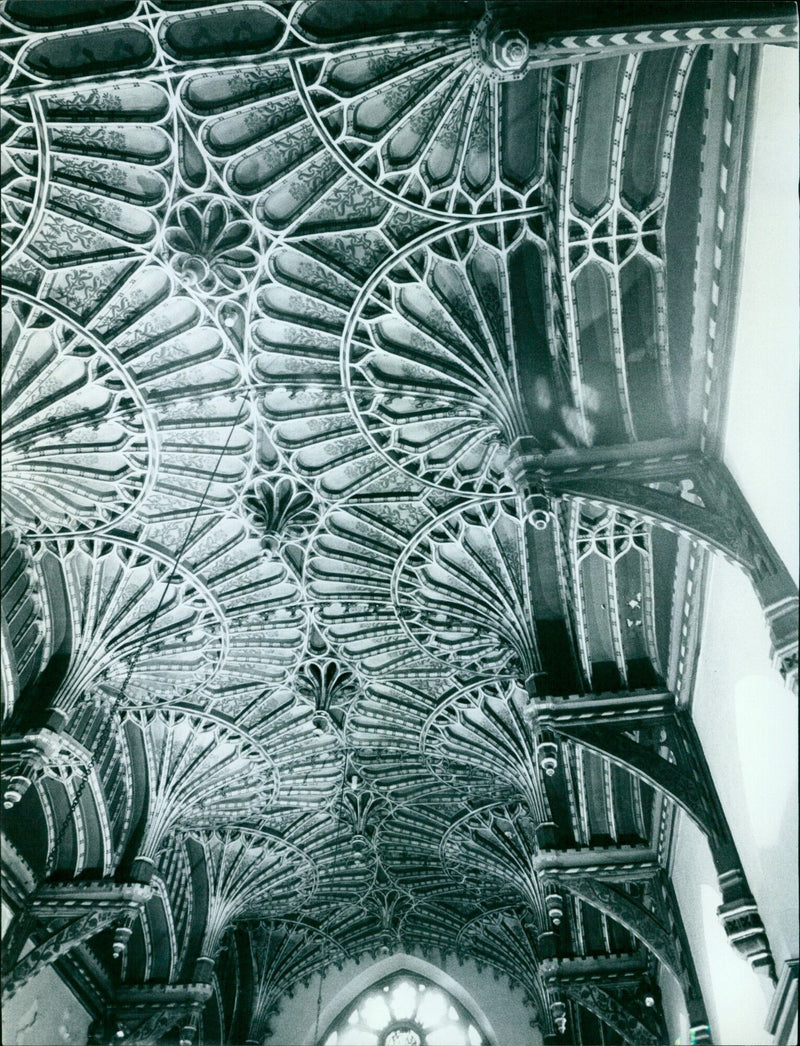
307, 952, 498, 1046
126, 875, 178, 985
13, 777, 55, 881
34, 774, 83, 877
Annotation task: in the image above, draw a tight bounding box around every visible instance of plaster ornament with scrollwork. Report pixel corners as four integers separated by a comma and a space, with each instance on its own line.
306, 498, 454, 678
269, 808, 380, 914
392, 497, 544, 678
345, 675, 554, 823
344, 676, 461, 809
133, 514, 307, 702
0, 2, 791, 1033
1, 298, 152, 537
225, 688, 341, 811
440, 801, 551, 926
178, 21, 548, 224
1, 81, 170, 286
253, 225, 572, 503
421, 679, 554, 821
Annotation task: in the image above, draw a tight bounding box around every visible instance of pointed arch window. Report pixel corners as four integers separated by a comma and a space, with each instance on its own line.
321, 972, 487, 1046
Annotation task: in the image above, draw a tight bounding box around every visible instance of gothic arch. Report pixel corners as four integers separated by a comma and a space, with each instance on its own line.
308, 954, 497, 1046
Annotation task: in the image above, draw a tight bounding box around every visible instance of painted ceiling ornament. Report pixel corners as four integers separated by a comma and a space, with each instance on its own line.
279, 808, 380, 910
177, 824, 318, 973
0, 79, 169, 302
184, 20, 548, 224
306, 499, 451, 679
420, 679, 554, 823
136, 514, 308, 702
120, 706, 278, 866
0, 6, 769, 1035
165, 195, 259, 297
457, 907, 553, 1032
339, 223, 575, 498
229, 687, 340, 812
440, 800, 551, 926
339, 767, 387, 861
0, 96, 40, 259
251, 242, 435, 504
344, 676, 467, 812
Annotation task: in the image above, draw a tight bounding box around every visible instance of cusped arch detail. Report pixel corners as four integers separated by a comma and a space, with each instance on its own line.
308, 954, 497, 1046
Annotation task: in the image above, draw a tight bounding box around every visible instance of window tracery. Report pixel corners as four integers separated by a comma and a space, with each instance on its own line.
321, 973, 487, 1046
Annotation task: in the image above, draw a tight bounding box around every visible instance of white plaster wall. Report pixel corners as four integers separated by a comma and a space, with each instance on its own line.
2, 900, 92, 1046
262, 951, 541, 1046
667, 810, 776, 1045
692, 559, 799, 970
663, 43, 798, 1046
667, 555, 798, 1044
722, 45, 799, 585
1, 964, 92, 1046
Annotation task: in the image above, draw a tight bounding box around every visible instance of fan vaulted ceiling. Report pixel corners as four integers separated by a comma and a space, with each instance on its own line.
1, 2, 798, 1045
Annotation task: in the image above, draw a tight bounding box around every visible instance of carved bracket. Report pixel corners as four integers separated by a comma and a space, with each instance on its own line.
510, 441, 799, 689
537, 690, 777, 979
1, 729, 93, 810
90, 983, 212, 1046
554, 977, 661, 1045
2, 882, 152, 1000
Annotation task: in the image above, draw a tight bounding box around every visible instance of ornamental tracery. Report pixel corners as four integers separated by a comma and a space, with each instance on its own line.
1, 3, 796, 1045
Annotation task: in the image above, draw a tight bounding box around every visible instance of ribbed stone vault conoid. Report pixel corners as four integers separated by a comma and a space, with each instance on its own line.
2, 3, 797, 1045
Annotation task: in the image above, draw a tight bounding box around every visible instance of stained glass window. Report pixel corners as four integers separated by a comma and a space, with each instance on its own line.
321, 973, 487, 1046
